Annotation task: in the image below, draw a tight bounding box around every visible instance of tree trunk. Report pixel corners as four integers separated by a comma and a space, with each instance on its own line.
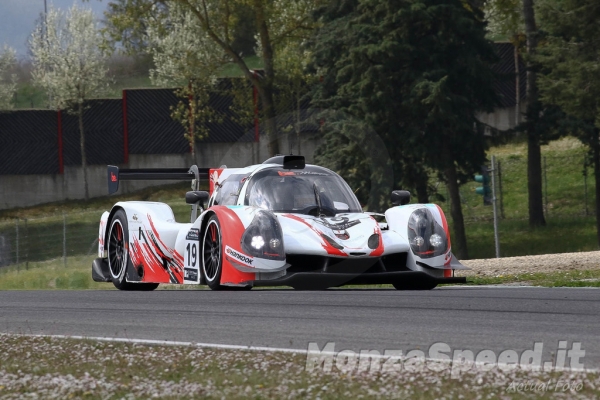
78, 102, 89, 201
258, 83, 280, 157
527, 132, 545, 226
254, 0, 279, 157
189, 81, 196, 160
523, 0, 546, 227
296, 90, 302, 155
594, 129, 600, 248
413, 165, 430, 203
444, 160, 468, 260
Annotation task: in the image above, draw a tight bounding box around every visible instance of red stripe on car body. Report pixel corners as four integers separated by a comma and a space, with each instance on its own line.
211, 206, 255, 285
435, 204, 453, 276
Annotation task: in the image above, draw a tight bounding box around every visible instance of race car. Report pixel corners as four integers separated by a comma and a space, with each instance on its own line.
92, 155, 467, 290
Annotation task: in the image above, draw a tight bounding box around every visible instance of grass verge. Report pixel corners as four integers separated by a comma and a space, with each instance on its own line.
464, 216, 598, 259
1, 253, 599, 290
466, 269, 600, 288
0, 334, 598, 399
0, 256, 106, 290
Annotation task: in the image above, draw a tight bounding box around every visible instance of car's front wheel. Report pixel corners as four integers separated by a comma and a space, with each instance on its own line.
202, 215, 224, 290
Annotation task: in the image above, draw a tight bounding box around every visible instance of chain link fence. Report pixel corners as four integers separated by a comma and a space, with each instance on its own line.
0, 211, 98, 271
451, 152, 594, 223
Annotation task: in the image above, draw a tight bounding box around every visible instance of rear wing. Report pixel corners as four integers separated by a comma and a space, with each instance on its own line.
107, 165, 211, 195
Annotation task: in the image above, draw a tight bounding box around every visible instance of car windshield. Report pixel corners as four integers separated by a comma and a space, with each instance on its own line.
244, 166, 362, 214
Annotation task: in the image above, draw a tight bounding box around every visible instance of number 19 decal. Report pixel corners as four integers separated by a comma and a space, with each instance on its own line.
186, 243, 197, 267
184, 228, 201, 283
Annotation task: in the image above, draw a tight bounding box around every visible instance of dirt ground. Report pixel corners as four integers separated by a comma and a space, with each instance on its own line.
456, 251, 600, 277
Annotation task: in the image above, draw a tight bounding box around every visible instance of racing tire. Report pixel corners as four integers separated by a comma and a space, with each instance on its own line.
202, 215, 224, 291
107, 210, 159, 291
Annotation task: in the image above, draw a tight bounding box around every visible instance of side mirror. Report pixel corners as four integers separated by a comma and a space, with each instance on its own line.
391, 190, 411, 206
186, 191, 210, 206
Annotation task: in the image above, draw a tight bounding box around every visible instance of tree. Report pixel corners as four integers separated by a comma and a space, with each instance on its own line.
310, 0, 498, 259
536, 0, 600, 246
30, 4, 112, 200
0, 45, 17, 110
106, 0, 322, 157
521, 0, 547, 227
484, 0, 549, 227
484, 0, 522, 40
146, 3, 226, 160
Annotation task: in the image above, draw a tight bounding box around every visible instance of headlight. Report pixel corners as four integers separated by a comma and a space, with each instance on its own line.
251, 236, 265, 249
241, 210, 285, 260
407, 208, 448, 258
430, 234, 443, 248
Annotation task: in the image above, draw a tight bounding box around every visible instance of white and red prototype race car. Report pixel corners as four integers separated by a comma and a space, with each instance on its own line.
92, 155, 467, 290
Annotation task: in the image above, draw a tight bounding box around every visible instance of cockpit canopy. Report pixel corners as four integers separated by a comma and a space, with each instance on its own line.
244, 166, 362, 214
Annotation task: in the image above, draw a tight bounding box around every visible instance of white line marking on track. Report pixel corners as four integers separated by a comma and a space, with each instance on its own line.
11, 333, 598, 373
22, 334, 308, 354
442, 285, 600, 289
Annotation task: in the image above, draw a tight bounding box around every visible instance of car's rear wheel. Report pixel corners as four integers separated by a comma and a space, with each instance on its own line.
107, 210, 158, 291
202, 215, 224, 290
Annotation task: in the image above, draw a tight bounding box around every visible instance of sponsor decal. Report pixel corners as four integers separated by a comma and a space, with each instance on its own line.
186, 228, 200, 241
315, 216, 361, 231
132, 214, 138, 221
184, 268, 199, 281
225, 245, 254, 267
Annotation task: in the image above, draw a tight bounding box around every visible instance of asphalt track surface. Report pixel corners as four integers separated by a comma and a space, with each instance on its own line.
1, 287, 599, 368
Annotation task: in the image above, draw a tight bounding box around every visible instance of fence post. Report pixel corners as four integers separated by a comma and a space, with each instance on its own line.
15, 218, 19, 268
497, 160, 505, 219
491, 156, 501, 258
583, 157, 589, 216
543, 156, 548, 217
24, 218, 28, 270
63, 212, 67, 268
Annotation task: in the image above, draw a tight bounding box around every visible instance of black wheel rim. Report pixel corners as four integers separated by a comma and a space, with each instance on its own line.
203, 221, 220, 282
108, 220, 126, 278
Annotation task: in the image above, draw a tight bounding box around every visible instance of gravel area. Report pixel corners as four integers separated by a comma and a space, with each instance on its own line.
0, 335, 599, 399
457, 251, 600, 278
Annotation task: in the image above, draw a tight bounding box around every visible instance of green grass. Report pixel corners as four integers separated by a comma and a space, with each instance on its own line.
464, 216, 597, 259
441, 137, 592, 223
0, 255, 106, 290
432, 136, 598, 259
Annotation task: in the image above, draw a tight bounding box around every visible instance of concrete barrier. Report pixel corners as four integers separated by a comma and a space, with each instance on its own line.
0, 134, 322, 210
